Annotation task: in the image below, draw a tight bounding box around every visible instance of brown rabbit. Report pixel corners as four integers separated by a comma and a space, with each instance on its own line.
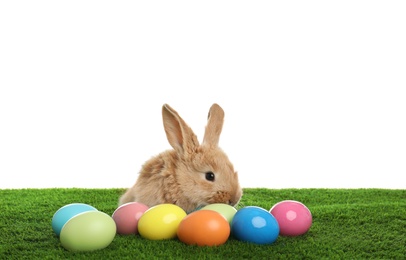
118, 103, 242, 213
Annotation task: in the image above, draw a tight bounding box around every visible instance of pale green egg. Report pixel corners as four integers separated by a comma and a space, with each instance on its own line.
201, 203, 237, 224
60, 211, 116, 252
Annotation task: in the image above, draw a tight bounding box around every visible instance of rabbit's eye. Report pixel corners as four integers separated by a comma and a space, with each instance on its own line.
205, 172, 215, 182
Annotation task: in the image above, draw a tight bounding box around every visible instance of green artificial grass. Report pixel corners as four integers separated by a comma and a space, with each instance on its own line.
0, 188, 405, 259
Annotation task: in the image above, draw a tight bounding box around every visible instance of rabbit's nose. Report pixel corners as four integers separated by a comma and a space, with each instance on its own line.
228, 199, 238, 206
229, 193, 242, 206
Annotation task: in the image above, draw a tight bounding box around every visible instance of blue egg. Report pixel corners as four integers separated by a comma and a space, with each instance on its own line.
52, 203, 98, 236
231, 206, 279, 244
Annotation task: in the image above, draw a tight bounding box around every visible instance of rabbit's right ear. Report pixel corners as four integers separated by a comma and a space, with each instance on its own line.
202, 103, 224, 147
162, 104, 199, 155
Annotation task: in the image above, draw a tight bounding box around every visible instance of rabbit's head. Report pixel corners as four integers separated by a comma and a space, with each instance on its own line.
162, 103, 242, 210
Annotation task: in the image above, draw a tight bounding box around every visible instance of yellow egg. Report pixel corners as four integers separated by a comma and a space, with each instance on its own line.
138, 204, 186, 240
60, 211, 116, 252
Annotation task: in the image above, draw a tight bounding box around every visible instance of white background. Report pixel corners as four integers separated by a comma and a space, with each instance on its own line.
1, 1, 405, 189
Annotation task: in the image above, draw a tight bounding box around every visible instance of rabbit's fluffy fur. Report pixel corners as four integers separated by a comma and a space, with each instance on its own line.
119, 103, 242, 213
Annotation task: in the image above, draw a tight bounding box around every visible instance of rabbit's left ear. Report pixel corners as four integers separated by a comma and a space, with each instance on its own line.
202, 103, 224, 147
162, 104, 199, 155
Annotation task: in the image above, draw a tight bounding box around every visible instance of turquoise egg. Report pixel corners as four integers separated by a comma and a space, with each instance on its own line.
52, 203, 97, 236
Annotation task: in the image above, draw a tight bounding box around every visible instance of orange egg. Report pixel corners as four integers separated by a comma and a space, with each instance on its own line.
177, 210, 230, 246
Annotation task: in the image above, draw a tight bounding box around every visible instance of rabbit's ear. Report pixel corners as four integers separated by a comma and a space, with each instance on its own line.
162, 104, 199, 154
202, 103, 224, 147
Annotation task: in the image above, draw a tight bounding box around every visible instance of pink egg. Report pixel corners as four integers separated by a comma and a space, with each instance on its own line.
112, 202, 149, 235
270, 200, 312, 236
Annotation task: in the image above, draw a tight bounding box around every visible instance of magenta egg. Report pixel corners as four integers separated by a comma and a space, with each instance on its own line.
270, 200, 312, 236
